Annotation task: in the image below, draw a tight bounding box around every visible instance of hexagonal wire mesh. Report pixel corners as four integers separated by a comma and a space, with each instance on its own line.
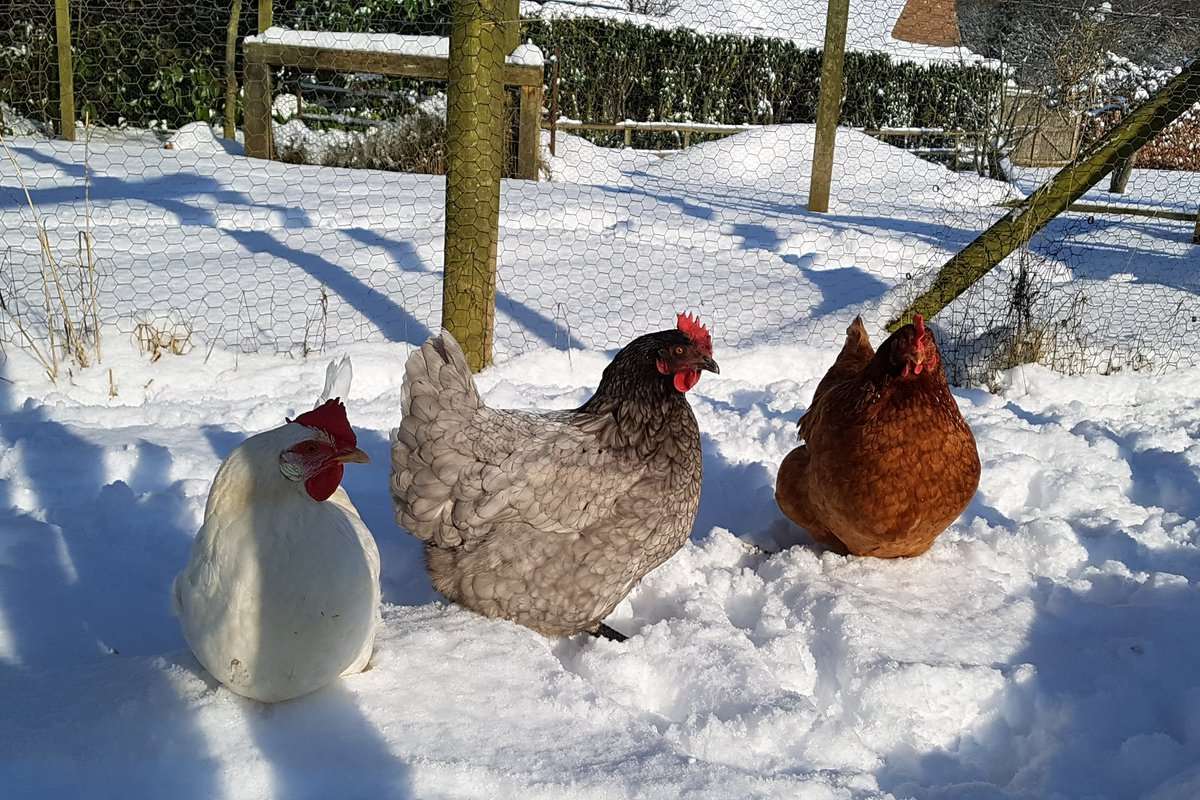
0, 0, 1196, 382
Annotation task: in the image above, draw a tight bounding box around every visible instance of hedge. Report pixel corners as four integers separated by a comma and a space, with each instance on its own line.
0, 3, 999, 142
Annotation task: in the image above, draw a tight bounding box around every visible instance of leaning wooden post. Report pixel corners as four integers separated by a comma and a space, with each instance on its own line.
258, 0, 272, 32
54, 0, 75, 141
224, 0, 243, 141
808, 0, 850, 212
443, 0, 507, 370
887, 60, 1200, 332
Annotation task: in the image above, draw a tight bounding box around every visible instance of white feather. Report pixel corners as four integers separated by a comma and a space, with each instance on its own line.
317, 355, 353, 405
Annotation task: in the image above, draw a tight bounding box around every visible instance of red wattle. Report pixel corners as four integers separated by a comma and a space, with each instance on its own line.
674, 370, 701, 392
304, 463, 345, 501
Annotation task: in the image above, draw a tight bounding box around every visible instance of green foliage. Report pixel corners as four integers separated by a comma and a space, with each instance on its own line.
0, 3, 999, 138
526, 18, 1000, 148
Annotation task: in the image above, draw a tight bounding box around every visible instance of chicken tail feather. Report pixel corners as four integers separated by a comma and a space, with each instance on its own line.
390, 333, 483, 545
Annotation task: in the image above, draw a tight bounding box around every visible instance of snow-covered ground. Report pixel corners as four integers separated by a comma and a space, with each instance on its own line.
1, 124, 1017, 362
3, 331, 1200, 799
4, 121, 1196, 378
2, 122, 1200, 798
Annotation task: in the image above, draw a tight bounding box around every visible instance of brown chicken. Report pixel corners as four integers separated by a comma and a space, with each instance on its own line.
390, 314, 718, 639
775, 314, 980, 558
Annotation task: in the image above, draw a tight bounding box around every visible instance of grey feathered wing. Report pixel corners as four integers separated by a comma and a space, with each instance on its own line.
390, 333, 645, 549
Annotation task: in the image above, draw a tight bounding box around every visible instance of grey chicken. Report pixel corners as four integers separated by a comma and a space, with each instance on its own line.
389, 314, 719, 639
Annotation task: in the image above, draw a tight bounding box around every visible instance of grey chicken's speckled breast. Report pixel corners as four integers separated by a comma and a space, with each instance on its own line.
390, 333, 703, 636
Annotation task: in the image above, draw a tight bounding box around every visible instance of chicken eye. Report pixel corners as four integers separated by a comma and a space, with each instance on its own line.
673, 346, 684, 356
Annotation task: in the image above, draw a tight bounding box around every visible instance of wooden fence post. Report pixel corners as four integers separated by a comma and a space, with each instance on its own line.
258, 0, 272, 32
517, 83, 543, 180
443, 0, 507, 370
887, 60, 1200, 332
502, 0, 520, 53
224, 0, 243, 141
242, 45, 272, 159
54, 0, 75, 141
808, 0, 850, 213
1108, 152, 1134, 193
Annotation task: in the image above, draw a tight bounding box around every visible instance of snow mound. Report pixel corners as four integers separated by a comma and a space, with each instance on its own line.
164, 122, 244, 156
645, 124, 1014, 207
542, 130, 660, 184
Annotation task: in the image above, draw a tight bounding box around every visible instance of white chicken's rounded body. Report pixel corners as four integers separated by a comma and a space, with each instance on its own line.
175, 424, 380, 703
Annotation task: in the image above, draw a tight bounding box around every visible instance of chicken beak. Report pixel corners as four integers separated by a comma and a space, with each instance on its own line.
699, 356, 720, 375
335, 447, 371, 464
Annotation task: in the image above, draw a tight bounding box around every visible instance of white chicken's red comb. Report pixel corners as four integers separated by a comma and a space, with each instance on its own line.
289, 399, 357, 450
677, 312, 712, 355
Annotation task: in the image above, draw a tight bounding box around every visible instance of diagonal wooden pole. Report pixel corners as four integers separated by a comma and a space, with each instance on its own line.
888, 59, 1200, 332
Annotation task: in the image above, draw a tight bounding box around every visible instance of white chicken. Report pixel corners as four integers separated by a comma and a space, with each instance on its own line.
174, 360, 380, 703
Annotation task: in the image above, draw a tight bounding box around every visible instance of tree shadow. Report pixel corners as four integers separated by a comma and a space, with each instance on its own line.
783, 253, 890, 317
0, 368, 220, 799
226, 228, 433, 346
875, 560, 1200, 799
244, 681, 413, 800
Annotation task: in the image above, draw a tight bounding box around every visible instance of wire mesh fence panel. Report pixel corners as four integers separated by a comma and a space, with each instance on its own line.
0, 0, 1196, 383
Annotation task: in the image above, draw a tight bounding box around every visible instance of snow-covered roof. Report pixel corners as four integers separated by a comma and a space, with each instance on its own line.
520, 0, 983, 65
246, 27, 545, 67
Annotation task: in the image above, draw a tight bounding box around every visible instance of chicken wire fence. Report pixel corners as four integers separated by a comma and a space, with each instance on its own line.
0, 0, 1197, 383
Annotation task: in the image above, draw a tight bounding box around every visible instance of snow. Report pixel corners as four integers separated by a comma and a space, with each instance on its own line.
542, 129, 661, 184
3, 331, 1200, 798
2, 121, 1200, 797
247, 28, 545, 68
510, 42, 545, 67
521, 0, 984, 65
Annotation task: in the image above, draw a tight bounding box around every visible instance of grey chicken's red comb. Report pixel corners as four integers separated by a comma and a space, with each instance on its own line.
677, 312, 712, 355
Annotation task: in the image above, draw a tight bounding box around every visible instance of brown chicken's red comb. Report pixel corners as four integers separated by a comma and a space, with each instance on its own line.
677, 312, 712, 355
289, 399, 357, 450
913, 313, 926, 336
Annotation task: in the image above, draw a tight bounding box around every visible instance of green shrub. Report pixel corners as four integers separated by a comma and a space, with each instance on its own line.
0, 3, 999, 142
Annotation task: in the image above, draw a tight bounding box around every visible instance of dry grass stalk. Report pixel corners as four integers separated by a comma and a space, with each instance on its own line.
0, 126, 102, 380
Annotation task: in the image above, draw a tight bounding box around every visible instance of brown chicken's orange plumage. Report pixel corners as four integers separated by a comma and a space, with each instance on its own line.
775, 315, 980, 558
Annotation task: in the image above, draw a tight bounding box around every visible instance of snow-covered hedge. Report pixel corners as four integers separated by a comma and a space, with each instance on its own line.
0, 0, 995, 136
525, 17, 1000, 145
1082, 55, 1200, 171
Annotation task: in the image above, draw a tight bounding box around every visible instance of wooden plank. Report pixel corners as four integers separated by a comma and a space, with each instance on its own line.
243, 58, 273, 159
887, 59, 1200, 332
258, 0, 272, 33
517, 84, 542, 180
996, 198, 1196, 223
808, 0, 850, 213
1193, 206, 1200, 245
243, 41, 543, 86
54, 0, 75, 141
